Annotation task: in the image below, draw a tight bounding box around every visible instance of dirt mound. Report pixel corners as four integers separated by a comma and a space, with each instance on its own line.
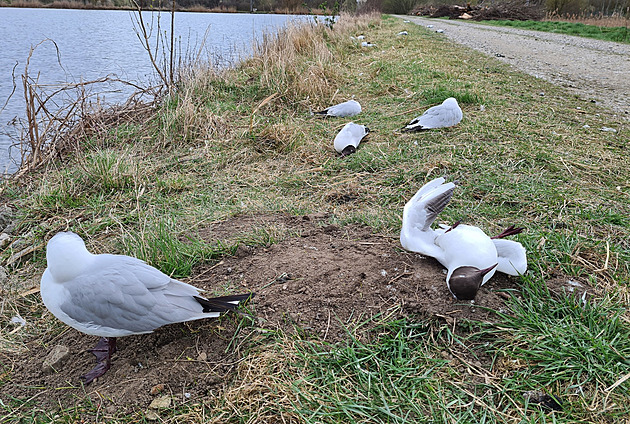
2, 213, 523, 414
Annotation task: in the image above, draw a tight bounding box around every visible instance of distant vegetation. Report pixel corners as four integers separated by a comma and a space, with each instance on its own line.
482, 19, 630, 42
3, 0, 629, 20
384, 0, 630, 20
0, 0, 357, 13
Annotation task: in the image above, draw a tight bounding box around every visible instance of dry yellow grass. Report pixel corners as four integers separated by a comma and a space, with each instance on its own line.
546, 11, 630, 27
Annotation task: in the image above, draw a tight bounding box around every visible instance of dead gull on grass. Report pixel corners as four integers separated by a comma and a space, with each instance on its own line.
402, 97, 462, 132
334, 122, 370, 156
400, 178, 527, 300
315, 99, 362, 118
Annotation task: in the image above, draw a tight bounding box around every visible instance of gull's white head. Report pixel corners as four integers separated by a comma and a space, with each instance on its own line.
443, 97, 458, 107
46, 232, 94, 282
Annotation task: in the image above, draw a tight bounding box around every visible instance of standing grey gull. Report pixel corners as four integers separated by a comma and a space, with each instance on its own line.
40, 232, 253, 384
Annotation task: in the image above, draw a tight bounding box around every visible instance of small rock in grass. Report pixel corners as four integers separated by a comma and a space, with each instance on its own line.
0, 233, 10, 249
150, 383, 165, 395
145, 410, 160, 421
0, 266, 8, 286
523, 391, 563, 411
42, 345, 70, 374
149, 395, 172, 409
0, 206, 14, 231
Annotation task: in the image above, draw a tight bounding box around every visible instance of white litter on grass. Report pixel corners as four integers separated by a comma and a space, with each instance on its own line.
601, 127, 617, 133
11, 316, 26, 326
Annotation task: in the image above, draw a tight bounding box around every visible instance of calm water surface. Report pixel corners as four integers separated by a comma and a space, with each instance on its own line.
0, 8, 306, 173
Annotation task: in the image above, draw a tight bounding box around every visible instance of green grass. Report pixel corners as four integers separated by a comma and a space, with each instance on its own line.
481, 19, 630, 43
215, 279, 630, 423
1, 12, 629, 423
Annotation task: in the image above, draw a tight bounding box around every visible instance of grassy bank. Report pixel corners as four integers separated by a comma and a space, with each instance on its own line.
1, 12, 629, 423
482, 19, 630, 43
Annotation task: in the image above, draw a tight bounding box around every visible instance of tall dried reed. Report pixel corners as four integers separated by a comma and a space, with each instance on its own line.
546, 10, 630, 27
243, 12, 380, 108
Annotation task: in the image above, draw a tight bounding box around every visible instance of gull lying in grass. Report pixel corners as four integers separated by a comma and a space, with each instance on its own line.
40, 232, 253, 384
315, 99, 361, 118
402, 97, 462, 132
361, 41, 376, 47
400, 178, 527, 300
397, 31, 408, 36
334, 122, 370, 156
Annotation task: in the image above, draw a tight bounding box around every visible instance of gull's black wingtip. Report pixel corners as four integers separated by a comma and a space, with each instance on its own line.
194, 292, 255, 313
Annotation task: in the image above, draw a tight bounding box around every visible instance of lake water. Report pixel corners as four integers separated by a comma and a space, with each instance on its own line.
0, 8, 307, 174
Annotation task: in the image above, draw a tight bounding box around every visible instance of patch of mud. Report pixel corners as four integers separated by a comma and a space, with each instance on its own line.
3, 213, 576, 414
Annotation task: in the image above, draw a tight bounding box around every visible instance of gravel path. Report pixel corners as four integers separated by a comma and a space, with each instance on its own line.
398, 16, 630, 118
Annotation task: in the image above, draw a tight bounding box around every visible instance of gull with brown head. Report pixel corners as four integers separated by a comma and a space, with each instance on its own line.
400, 177, 527, 300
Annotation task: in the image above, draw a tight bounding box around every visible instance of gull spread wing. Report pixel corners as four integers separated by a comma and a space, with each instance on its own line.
400, 177, 455, 260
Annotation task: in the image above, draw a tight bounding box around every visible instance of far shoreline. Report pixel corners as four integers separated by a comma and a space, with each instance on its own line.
0, 2, 336, 15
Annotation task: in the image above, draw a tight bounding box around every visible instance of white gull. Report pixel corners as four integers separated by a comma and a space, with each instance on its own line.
402, 97, 462, 132
400, 178, 527, 300
40, 232, 253, 384
315, 99, 362, 118
333, 122, 370, 156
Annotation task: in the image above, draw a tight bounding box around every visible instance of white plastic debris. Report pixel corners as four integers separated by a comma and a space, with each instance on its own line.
11, 316, 26, 326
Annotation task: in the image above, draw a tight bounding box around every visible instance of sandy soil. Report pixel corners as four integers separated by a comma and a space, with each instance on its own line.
400, 16, 630, 118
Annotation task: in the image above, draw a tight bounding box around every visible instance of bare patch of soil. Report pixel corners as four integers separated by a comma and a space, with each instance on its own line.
1, 213, 582, 415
